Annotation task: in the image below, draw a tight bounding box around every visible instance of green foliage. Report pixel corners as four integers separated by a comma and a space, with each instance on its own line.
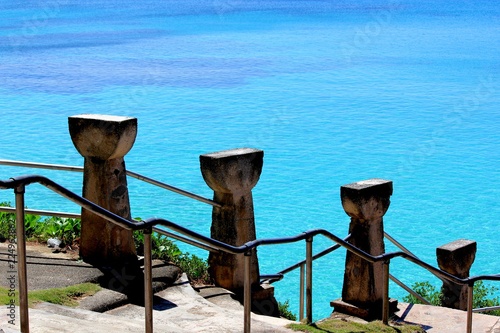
40, 217, 80, 245
0, 202, 81, 246
402, 281, 441, 306
278, 299, 297, 321
470, 281, 500, 316
24, 213, 43, 238
402, 280, 500, 316
134, 229, 210, 283
175, 253, 209, 281
0, 202, 15, 241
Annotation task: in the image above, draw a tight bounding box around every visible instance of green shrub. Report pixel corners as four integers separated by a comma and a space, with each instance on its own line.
278, 299, 297, 321
133, 229, 210, 283
40, 216, 80, 245
24, 212, 43, 239
402, 281, 441, 306
0, 202, 80, 246
472, 281, 500, 315
0, 202, 15, 241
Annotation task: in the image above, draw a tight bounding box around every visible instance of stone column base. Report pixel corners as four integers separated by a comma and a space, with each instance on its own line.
330, 298, 399, 321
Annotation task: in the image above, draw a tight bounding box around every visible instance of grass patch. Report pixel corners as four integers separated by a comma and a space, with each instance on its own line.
288, 319, 425, 333
0, 283, 101, 307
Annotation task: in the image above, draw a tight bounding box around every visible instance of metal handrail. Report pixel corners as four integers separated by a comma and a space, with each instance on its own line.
2, 175, 500, 333
260, 235, 351, 319
262, 236, 351, 283
0, 206, 81, 219
384, 232, 418, 259
0, 159, 220, 208
389, 274, 432, 305
472, 305, 500, 313
384, 232, 434, 305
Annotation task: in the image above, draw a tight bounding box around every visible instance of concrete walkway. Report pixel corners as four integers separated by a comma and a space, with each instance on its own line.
394, 302, 500, 333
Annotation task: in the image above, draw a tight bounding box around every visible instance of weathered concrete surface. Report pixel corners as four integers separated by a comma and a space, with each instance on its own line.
437, 239, 477, 310
3, 303, 183, 333
106, 273, 295, 333
2, 275, 296, 333
339, 178, 393, 319
68, 114, 138, 267
0, 242, 102, 290
200, 148, 263, 292
395, 302, 500, 333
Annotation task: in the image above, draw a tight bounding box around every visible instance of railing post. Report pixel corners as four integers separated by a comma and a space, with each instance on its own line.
306, 237, 313, 324
143, 228, 153, 333
436, 239, 476, 310
332, 179, 393, 320
15, 185, 29, 333
244, 251, 252, 333
299, 263, 305, 321
68, 114, 139, 268
467, 283, 474, 333
382, 260, 390, 325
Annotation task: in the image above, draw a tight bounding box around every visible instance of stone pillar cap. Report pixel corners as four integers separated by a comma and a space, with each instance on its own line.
69, 114, 137, 160
437, 239, 477, 252
341, 178, 393, 221
437, 239, 477, 277
200, 148, 263, 194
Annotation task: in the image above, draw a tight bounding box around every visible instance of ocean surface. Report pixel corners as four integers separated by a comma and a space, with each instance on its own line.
1, 0, 499, 320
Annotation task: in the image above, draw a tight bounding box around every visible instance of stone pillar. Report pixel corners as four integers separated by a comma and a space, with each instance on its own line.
338, 179, 393, 318
68, 114, 138, 267
437, 239, 476, 310
200, 148, 263, 292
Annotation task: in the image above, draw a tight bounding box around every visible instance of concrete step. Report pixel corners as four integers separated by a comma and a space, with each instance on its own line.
1, 302, 183, 333
106, 273, 296, 333
395, 302, 500, 333
0, 326, 20, 333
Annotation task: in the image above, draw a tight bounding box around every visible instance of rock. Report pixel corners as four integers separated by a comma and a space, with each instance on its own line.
47, 238, 62, 248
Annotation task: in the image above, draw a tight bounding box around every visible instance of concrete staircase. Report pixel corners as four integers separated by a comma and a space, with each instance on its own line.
104, 274, 295, 333
0, 274, 295, 333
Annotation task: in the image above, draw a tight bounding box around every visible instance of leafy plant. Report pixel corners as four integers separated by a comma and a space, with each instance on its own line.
175, 252, 209, 282
0, 203, 81, 246
24, 213, 43, 239
134, 229, 210, 283
402, 281, 441, 306
469, 281, 500, 315
0, 202, 15, 241
278, 299, 297, 321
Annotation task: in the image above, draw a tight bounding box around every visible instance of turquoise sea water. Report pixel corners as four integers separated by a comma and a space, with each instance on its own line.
1, 0, 499, 320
